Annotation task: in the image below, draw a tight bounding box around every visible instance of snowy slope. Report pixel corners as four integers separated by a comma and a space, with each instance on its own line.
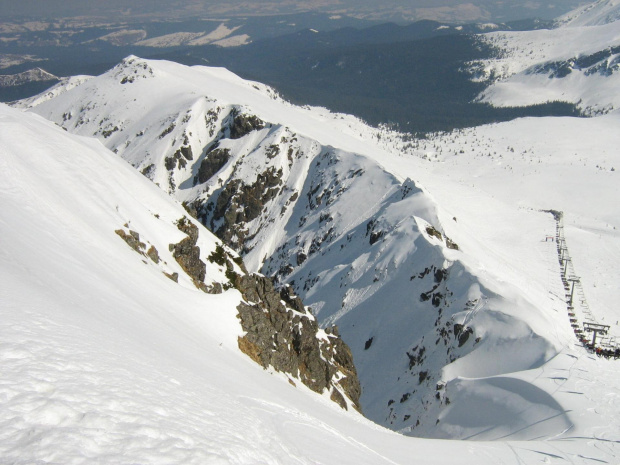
7, 103, 620, 464
470, 0, 620, 114
406, 113, 620, 339
6, 90, 620, 465
0, 104, 373, 463
16, 56, 580, 438
0, 104, 365, 463
556, 0, 620, 27
0, 67, 58, 87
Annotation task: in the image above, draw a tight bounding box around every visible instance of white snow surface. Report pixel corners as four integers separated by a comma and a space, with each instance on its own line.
7, 16, 620, 457
471, 0, 620, 114
134, 24, 249, 48
557, 0, 620, 27
4, 104, 620, 464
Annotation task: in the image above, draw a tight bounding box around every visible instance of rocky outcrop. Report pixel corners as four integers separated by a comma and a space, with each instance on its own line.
229, 112, 264, 139
205, 167, 283, 249
115, 228, 146, 253
234, 273, 361, 411
164, 217, 362, 411
170, 217, 206, 285
197, 148, 230, 184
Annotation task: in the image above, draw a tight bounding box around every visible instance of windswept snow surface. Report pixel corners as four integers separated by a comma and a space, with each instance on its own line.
5, 104, 620, 464
471, 0, 620, 114
557, 0, 620, 27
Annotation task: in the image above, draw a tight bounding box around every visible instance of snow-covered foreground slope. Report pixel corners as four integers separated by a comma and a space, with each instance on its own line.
470, 0, 620, 114
6, 104, 620, 464
0, 104, 367, 463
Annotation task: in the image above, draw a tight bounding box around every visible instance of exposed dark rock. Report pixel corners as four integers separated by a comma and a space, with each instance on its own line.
454, 324, 474, 347
205, 282, 223, 294
198, 148, 230, 184
115, 229, 146, 253
170, 217, 206, 285
330, 388, 348, 409
147, 245, 160, 263
207, 244, 228, 267
434, 268, 447, 283
182, 200, 199, 219
229, 112, 265, 139
176, 145, 193, 161
159, 123, 175, 139
369, 230, 384, 245
164, 271, 179, 282
426, 225, 443, 241
101, 126, 119, 138
407, 345, 426, 369
279, 284, 306, 313
296, 251, 307, 266
265, 144, 280, 159
364, 337, 374, 350
165, 148, 188, 171
366, 218, 384, 245
207, 167, 283, 249
234, 273, 361, 411
141, 164, 155, 179
446, 237, 459, 250
176, 216, 199, 243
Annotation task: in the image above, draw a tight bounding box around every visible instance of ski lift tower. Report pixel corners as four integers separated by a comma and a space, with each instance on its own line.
584, 322, 610, 348
562, 257, 571, 276
567, 277, 580, 307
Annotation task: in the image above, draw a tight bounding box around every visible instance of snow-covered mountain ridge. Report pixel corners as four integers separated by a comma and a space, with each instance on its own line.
469, 0, 620, 114
3, 95, 620, 464
0, 67, 58, 87
16, 43, 619, 444
556, 0, 620, 27
20, 56, 499, 435
0, 103, 379, 463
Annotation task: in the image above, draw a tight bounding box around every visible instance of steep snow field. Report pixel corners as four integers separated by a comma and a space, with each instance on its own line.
6, 104, 620, 464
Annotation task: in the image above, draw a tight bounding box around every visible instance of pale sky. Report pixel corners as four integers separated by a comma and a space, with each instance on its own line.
0, 0, 586, 22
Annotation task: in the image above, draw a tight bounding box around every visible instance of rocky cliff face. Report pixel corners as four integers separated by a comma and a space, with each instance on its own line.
116, 212, 362, 411
235, 273, 361, 411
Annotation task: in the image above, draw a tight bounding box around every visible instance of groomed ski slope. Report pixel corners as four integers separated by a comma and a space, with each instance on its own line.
2, 104, 620, 464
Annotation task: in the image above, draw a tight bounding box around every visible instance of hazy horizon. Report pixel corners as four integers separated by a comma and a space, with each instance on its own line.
0, 0, 587, 23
